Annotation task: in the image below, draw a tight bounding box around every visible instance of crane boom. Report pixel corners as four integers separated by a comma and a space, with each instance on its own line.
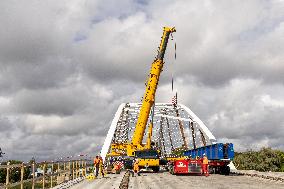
132, 27, 176, 146
108, 27, 176, 160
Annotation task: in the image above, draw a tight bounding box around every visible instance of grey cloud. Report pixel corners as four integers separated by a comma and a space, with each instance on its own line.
4, 133, 104, 161
1, 0, 284, 161
184, 79, 284, 151
156, 77, 284, 152
0, 60, 78, 95
0, 1, 70, 64
0, 116, 14, 132
12, 86, 87, 116
70, 0, 284, 87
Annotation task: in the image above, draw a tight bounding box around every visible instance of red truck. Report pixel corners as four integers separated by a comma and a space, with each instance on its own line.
168, 143, 234, 175
168, 159, 203, 175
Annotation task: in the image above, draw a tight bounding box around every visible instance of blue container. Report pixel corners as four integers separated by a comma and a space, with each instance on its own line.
206, 146, 211, 158
191, 150, 196, 158
217, 143, 224, 159
184, 143, 234, 160
227, 143, 234, 160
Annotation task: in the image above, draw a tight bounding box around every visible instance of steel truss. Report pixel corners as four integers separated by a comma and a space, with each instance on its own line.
101, 103, 217, 160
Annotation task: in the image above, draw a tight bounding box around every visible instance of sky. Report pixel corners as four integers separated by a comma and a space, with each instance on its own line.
0, 0, 284, 161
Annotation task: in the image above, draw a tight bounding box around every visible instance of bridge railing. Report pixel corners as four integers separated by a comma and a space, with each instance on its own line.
0, 159, 93, 189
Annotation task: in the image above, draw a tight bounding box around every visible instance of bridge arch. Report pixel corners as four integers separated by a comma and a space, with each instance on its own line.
101, 103, 216, 160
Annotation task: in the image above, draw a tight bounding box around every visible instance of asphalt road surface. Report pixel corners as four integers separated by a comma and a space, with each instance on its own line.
68, 172, 284, 189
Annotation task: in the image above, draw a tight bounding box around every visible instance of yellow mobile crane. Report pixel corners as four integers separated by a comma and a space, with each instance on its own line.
109, 27, 176, 171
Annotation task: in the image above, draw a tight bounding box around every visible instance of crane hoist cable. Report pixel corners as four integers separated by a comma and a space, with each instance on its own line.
170, 36, 188, 149
170, 33, 177, 92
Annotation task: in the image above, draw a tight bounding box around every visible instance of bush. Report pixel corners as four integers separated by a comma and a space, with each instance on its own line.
233, 147, 284, 172
0, 160, 31, 184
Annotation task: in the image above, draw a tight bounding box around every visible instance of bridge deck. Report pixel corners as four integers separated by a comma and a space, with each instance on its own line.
69, 174, 124, 189
129, 172, 284, 189
68, 172, 284, 189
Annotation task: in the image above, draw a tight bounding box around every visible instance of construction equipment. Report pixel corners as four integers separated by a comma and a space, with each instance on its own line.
108, 27, 176, 172
169, 143, 234, 175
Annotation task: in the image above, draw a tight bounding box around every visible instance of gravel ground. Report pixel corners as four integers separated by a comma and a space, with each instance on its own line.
128, 172, 284, 189
237, 170, 284, 179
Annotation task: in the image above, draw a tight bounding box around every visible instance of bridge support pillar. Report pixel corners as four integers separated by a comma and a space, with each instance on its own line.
68, 161, 71, 181
20, 163, 24, 189
84, 161, 87, 176
51, 163, 54, 188
42, 163, 46, 189
32, 163, 35, 189
5, 162, 10, 189
76, 161, 78, 178
72, 161, 75, 179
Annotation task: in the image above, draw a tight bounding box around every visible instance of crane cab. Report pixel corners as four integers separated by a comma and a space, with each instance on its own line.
135, 149, 160, 172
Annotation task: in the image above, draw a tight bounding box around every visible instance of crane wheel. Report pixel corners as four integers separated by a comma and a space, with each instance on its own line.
152, 166, 160, 173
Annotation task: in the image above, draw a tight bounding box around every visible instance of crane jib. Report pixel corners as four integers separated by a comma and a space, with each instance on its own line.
131, 27, 176, 146
157, 32, 171, 60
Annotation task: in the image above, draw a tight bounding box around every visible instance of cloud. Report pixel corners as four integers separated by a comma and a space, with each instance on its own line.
0, 0, 284, 161
12, 86, 88, 116
179, 78, 284, 151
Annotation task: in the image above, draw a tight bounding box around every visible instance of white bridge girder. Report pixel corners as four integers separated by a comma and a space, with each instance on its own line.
100, 103, 216, 160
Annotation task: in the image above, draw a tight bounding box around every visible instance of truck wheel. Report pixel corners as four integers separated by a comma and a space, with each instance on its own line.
209, 166, 215, 174
215, 167, 221, 174
169, 165, 174, 175
220, 166, 230, 175
152, 166, 160, 173
223, 166, 230, 175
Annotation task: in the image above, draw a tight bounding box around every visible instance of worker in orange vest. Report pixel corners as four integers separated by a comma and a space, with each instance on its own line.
94, 156, 100, 177
112, 162, 121, 174
202, 153, 209, 176
133, 159, 140, 176
99, 156, 105, 177
113, 164, 119, 172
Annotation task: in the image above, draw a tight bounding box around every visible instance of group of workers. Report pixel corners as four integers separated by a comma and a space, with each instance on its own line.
93, 155, 140, 177
93, 154, 209, 177
93, 156, 105, 177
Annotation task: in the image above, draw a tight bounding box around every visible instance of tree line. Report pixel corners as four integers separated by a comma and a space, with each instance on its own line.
233, 147, 284, 172
0, 160, 31, 184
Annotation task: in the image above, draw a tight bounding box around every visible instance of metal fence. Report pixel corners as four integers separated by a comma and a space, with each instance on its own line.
0, 159, 92, 189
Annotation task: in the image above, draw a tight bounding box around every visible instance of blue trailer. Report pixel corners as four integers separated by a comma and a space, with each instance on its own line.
183, 143, 234, 175
184, 143, 234, 160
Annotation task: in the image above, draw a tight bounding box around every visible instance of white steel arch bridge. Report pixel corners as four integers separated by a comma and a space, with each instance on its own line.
101, 103, 217, 160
